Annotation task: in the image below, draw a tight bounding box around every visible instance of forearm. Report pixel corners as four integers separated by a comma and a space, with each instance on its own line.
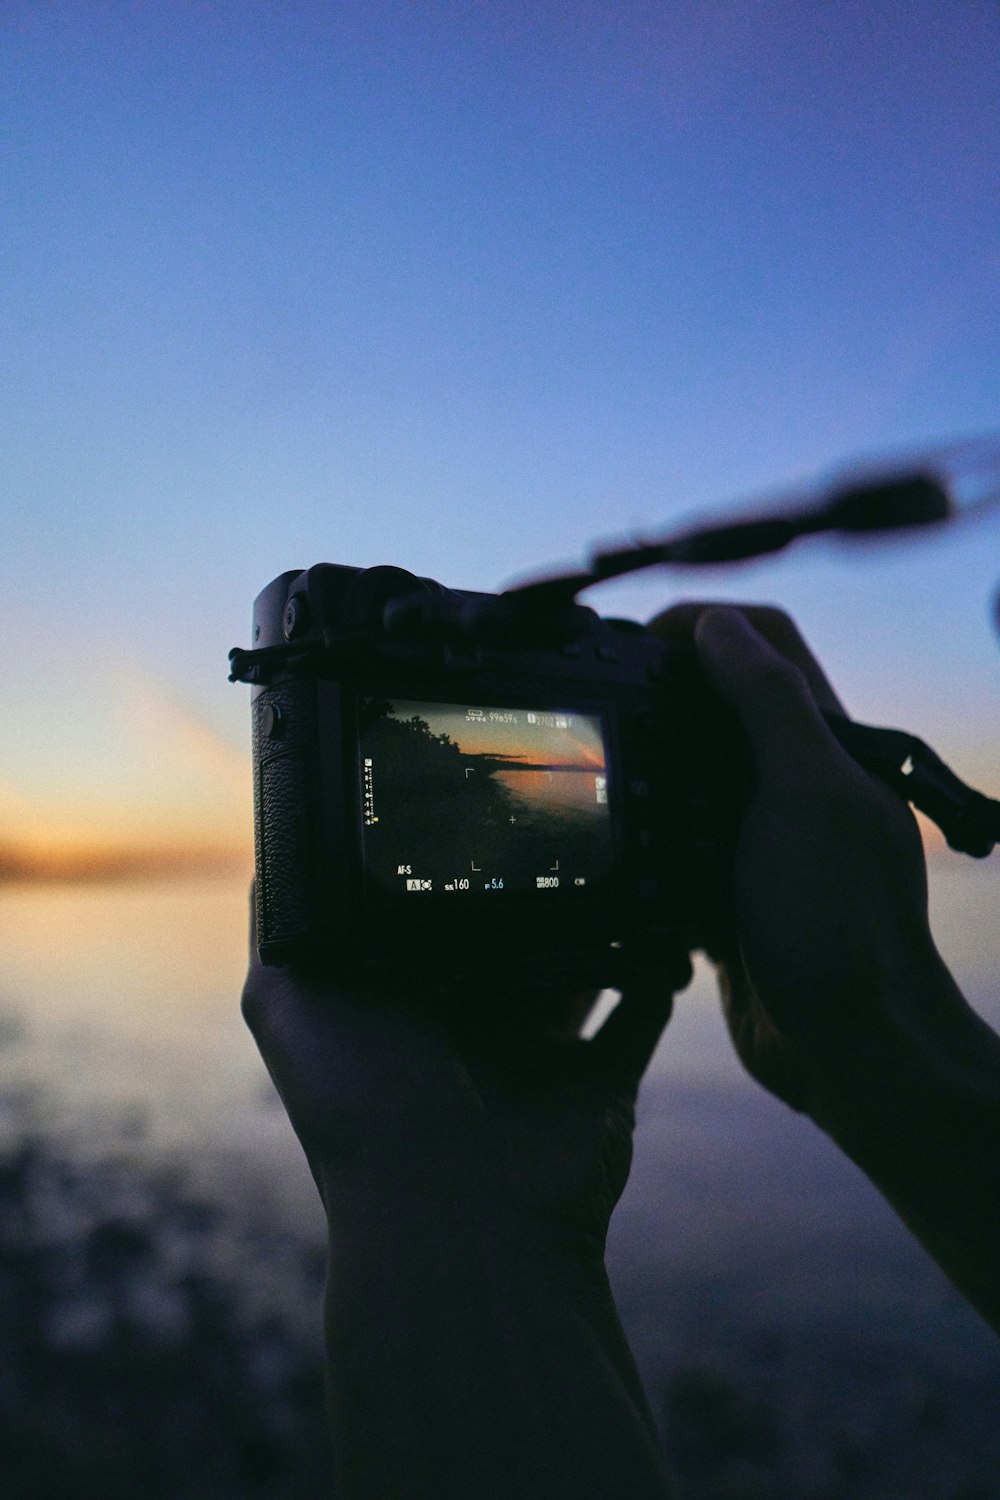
320, 1188, 671, 1500
811, 955, 1000, 1333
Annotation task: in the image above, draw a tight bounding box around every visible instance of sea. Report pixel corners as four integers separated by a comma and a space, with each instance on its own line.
0, 862, 997, 1498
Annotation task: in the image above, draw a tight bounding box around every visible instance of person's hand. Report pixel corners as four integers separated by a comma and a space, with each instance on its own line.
649, 603, 940, 1119
241, 923, 687, 1499
241, 914, 687, 1259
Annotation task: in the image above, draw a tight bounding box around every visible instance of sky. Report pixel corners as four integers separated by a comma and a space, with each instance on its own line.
1, 0, 998, 871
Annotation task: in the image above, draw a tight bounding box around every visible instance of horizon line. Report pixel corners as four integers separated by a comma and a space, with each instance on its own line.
0, 840, 252, 885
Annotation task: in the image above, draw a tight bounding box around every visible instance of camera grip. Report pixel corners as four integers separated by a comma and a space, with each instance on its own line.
252, 681, 318, 960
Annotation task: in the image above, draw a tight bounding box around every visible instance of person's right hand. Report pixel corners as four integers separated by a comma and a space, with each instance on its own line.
652, 604, 1000, 1336
650, 603, 945, 1120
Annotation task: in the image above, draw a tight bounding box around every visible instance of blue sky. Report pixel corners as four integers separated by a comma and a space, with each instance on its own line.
1, 1, 997, 859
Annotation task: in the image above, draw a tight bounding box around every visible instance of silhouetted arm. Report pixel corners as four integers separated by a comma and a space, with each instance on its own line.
242, 942, 682, 1499
805, 955, 1000, 1333
320, 1184, 669, 1499
653, 603, 1000, 1333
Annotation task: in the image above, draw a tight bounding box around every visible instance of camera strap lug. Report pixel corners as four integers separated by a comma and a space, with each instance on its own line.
228, 642, 317, 683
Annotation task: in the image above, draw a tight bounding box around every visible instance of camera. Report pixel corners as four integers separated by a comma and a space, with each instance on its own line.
230, 562, 750, 991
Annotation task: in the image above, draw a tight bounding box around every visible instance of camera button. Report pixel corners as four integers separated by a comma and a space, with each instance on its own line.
261, 704, 285, 740
282, 593, 310, 640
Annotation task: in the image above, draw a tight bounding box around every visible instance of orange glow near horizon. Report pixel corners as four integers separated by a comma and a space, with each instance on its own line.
1, 767, 956, 882
0, 645, 255, 882
0, 829, 252, 883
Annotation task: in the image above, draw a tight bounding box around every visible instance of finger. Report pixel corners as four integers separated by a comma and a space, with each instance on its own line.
586, 948, 691, 1096
714, 951, 812, 1114
241, 880, 265, 1034
711, 943, 754, 1035
241, 879, 317, 1036
247, 879, 259, 967
650, 600, 847, 715
693, 607, 847, 796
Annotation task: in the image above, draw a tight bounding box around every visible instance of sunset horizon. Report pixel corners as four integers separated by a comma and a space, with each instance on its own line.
1, 8, 996, 1494
0, 797, 967, 887
0, 830, 251, 885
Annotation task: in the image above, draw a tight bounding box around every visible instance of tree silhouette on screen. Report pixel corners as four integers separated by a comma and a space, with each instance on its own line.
360, 703, 611, 891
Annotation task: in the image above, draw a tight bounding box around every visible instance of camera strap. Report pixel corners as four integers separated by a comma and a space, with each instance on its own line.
824, 714, 1000, 858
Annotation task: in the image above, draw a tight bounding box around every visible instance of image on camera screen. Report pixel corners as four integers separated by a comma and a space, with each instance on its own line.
358, 698, 615, 898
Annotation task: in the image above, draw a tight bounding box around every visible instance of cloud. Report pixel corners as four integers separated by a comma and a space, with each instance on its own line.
0, 645, 253, 877
114, 664, 251, 807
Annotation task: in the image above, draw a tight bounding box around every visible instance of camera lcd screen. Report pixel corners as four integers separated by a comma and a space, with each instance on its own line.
358, 697, 615, 899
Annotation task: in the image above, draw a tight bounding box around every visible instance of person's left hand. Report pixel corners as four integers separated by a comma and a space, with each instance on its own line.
241, 907, 688, 1259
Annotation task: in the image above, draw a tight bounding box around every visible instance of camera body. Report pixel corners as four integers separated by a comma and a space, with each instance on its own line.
236, 563, 746, 990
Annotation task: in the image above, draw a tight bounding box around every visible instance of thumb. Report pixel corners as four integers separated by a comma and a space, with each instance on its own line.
694, 606, 841, 793
586, 948, 692, 1099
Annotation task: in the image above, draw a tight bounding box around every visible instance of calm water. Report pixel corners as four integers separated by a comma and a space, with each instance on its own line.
0, 860, 997, 1242
0, 862, 998, 1492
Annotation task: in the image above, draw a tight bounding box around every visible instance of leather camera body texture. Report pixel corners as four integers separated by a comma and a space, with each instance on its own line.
252, 676, 319, 959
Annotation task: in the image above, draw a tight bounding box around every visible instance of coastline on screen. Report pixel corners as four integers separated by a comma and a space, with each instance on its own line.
358, 698, 616, 899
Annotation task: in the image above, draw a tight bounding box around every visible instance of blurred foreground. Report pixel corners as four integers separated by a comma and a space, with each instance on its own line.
0, 871, 998, 1498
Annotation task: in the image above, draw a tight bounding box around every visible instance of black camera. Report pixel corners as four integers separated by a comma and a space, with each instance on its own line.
230, 563, 750, 990
231, 454, 1000, 992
